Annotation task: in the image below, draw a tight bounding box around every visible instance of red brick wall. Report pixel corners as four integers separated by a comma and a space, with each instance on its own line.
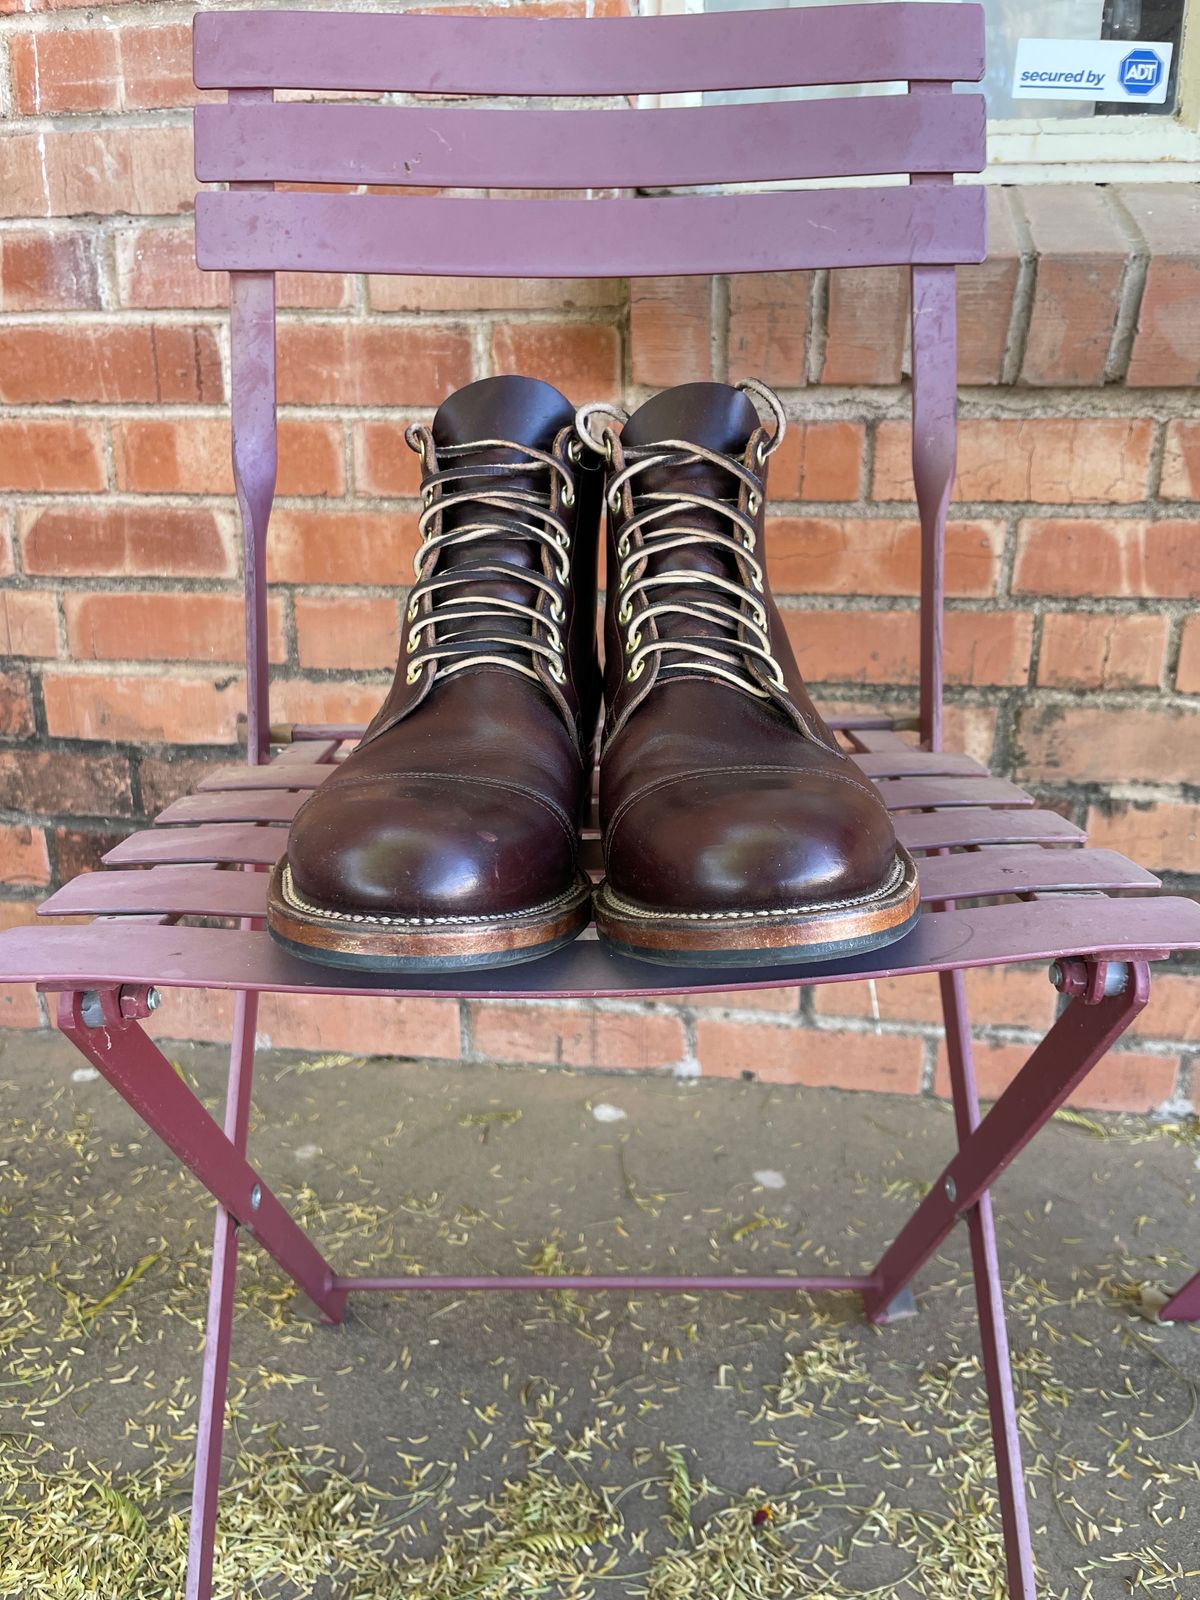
1, 9, 1197, 1111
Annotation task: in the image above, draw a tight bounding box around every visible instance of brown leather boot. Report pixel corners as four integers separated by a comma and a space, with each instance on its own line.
582, 380, 919, 967
268, 375, 603, 971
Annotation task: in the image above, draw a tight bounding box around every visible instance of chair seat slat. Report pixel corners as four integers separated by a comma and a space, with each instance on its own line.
194, 95, 985, 190
196, 186, 987, 278
10, 897, 1198, 1001
36, 847, 1158, 923
897, 809, 1083, 851
193, 5, 985, 95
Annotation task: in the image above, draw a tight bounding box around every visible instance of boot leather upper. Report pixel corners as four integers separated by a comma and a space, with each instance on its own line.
285, 375, 602, 920
599, 382, 900, 916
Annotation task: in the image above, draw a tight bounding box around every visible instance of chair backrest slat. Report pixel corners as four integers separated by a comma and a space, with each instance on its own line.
196, 186, 986, 278
195, 95, 986, 191
194, 3, 983, 95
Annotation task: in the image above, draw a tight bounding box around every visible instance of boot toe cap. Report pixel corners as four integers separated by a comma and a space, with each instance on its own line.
605, 769, 898, 914
287, 775, 577, 919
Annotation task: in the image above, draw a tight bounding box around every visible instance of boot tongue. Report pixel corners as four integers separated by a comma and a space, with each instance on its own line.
424, 375, 575, 663
619, 383, 762, 661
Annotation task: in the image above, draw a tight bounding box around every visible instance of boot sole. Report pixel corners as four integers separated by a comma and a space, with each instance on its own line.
593, 848, 921, 968
266, 858, 593, 974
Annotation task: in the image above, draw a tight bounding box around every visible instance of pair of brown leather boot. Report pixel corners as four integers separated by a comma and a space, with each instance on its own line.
266, 375, 919, 973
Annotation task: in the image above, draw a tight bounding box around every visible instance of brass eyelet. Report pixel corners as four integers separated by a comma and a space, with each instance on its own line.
551, 599, 566, 624
406, 603, 418, 622
405, 664, 421, 685
627, 629, 641, 651
405, 632, 419, 653
567, 438, 583, 465
608, 488, 622, 516
747, 491, 761, 516
626, 660, 645, 684
617, 535, 630, 559
751, 574, 765, 593
561, 485, 575, 509
549, 660, 567, 685
617, 600, 632, 626
423, 485, 436, 508
755, 438, 768, 467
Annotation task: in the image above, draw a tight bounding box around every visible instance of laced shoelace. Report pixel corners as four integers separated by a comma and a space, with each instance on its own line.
575, 380, 788, 701
401, 431, 578, 689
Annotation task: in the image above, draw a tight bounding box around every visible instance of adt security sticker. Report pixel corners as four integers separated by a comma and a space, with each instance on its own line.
1013, 38, 1173, 103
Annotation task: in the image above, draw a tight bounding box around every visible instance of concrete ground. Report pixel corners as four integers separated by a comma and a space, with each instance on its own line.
1, 1030, 1198, 1599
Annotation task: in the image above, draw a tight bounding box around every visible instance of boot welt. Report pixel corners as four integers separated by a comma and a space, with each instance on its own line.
267, 859, 593, 973
593, 848, 921, 968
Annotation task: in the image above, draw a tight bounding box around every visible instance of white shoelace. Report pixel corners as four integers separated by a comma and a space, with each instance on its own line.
402, 433, 577, 688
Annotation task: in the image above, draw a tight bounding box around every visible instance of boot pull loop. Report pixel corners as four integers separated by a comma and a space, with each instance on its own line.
574, 401, 629, 463
736, 378, 787, 462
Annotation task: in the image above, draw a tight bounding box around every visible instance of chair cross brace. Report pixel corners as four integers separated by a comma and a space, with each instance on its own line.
45, 951, 1166, 1600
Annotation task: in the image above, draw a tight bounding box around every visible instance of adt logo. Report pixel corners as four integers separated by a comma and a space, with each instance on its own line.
1120, 47, 1164, 96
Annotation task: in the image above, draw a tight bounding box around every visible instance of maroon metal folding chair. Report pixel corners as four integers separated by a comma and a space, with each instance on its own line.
2, 6, 1199, 1595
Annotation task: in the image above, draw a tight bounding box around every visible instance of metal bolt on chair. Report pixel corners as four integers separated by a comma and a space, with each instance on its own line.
2, 6, 1199, 1596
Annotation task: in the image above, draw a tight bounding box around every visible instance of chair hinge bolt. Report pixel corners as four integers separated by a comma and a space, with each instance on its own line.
944, 1176, 958, 1204
249, 1184, 262, 1212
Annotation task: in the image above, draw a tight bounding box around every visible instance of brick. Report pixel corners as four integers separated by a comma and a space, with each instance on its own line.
1084, 800, 1200, 875
0, 824, 51, 889
630, 278, 711, 387
278, 324, 471, 407
114, 224, 350, 310
269, 679, 391, 727
20, 504, 233, 579
1121, 186, 1200, 387
821, 267, 907, 386
470, 1003, 685, 1071
137, 755, 228, 816
933, 1039, 1178, 1114
1160, 420, 1200, 501
1176, 616, 1200, 693
683, 988, 798, 1014
956, 190, 1020, 385
0, 671, 35, 739
812, 964, 1057, 1032
269, 509, 420, 585
1131, 974, 1200, 1044
0, 750, 133, 817
255, 992, 462, 1058
115, 23, 201, 111
0, 901, 42, 1031
1013, 519, 1200, 599
295, 596, 399, 670
942, 703, 998, 768
694, 1019, 923, 1092
51, 825, 126, 881
1019, 187, 1129, 386
768, 422, 863, 502
1037, 613, 1167, 690
42, 672, 245, 745
0, 229, 100, 311
0, 592, 58, 659
782, 609, 1032, 686
0, 325, 222, 405
1014, 704, 1200, 787
112, 417, 344, 497
9, 26, 121, 114
728, 272, 811, 388
769, 518, 1001, 598
371, 277, 622, 312
64, 592, 285, 665
873, 418, 1154, 504
0, 127, 194, 219
491, 322, 619, 398
0, 419, 105, 493
353, 422, 423, 498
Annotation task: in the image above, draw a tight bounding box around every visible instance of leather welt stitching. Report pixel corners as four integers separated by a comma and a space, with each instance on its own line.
604, 764, 886, 850
279, 864, 589, 928
599, 852, 912, 922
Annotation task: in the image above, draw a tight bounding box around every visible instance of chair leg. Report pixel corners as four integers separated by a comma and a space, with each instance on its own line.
939, 969, 1038, 1600
1160, 1269, 1200, 1322
55, 987, 346, 1324
187, 990, 260, 1600
863, 959, 1150, 1324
